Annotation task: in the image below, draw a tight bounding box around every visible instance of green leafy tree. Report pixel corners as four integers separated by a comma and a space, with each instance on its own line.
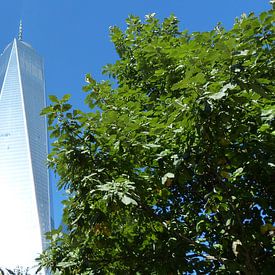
39, 7, 275, 274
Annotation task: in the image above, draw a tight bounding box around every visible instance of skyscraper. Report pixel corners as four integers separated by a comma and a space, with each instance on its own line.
0, 34, 51, 273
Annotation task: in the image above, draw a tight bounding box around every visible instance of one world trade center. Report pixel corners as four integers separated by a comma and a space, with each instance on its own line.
0, 28, 51, 273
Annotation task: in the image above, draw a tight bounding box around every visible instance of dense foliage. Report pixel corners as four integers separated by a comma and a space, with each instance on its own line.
39, 7, 275, 274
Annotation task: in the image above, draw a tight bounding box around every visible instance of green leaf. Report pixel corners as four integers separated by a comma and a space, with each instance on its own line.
196, 220, 204, 232
226, 218, 231, 227
62, 94, 71, 101
40, 106, 52, 115
258, 123, 270, 132
208, 83, 236, 100
57, 261, 77, 268
232, 167, 244, 178
62, 103, 72, 112
48, 95, 59, 103
161, 172, 175, 185
121, 195, 138, 206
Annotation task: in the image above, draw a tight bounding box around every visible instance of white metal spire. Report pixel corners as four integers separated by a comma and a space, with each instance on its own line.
18, 20, 23, 41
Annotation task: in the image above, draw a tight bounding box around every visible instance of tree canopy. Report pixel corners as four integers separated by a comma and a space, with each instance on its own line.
39, 7, 275, 274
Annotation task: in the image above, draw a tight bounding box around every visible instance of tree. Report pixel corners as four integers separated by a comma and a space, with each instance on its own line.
38, 7, 275, 274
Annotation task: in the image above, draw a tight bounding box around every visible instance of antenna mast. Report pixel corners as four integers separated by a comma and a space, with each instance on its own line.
18, 20, 23, 41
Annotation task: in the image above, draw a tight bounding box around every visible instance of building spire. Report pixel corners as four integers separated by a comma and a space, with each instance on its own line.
18, 20, 23, 41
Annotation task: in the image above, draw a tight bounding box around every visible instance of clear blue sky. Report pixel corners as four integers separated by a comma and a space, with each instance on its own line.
0, 0, 271, 227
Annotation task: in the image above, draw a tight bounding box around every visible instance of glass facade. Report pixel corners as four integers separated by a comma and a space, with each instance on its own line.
0, 39, 51, 274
